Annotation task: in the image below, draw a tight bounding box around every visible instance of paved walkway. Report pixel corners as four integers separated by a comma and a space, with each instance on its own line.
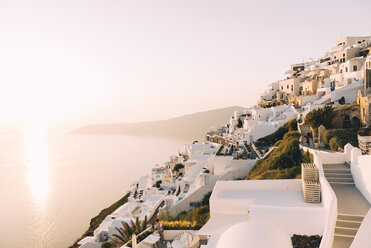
323, 163, 370, 248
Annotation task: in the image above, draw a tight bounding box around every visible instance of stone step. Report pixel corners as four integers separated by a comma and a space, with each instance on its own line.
324, 172, 353, 177
335, 226, 358, 236
329, 182, 355, 186
334, 233, 356, 239
324, 168, 351, 173
338, 213, 365, 222
326, 177, 354, 183
336, 219, 362, 229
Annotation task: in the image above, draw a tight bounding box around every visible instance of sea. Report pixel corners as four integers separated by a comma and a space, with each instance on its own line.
0, 130, 187, 248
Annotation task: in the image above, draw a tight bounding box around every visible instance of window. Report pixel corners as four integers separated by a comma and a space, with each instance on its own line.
281, 86, 283, 90
287, 85, 289, 89
340, 69, 343, 73
345, 67, 348, 72
343, 53, 345, 57
353, 65, 357, 71
291, 85, 293, 91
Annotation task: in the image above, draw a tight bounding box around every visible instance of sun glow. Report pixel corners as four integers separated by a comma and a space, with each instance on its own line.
24, 126, 50, 206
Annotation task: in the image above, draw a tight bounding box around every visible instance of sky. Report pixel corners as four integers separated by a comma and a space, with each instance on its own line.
1, 0, 371, 129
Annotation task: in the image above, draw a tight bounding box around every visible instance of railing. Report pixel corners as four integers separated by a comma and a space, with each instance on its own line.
122, 226, 153, 247
251, 142, 263, 159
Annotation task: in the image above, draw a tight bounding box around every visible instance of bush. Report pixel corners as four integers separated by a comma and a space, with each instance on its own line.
173, 163, 184, 172
323, 129, 358, 151
101, 241, 115, 248
283, 131, 301, 140
177, 205, 210, 229
155, 180, 162, 188
162, 220, 197, 230
302, 150, 313, 163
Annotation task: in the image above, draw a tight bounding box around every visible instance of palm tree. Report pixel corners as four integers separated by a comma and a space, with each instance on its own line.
111, 216, 148, 245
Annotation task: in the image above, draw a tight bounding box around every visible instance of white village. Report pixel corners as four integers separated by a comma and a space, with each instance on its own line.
77, 36, 371, 248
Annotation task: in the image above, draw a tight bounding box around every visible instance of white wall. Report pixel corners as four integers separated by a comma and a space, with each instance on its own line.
209, 156, 232, 175
80, 242, 100, 248
351, 154, 371, 204
169, 184, 214, 216
350, 209, 371, 248
250, 204, 326, 235
317, 152, 346, 165
344, 143, 354, 164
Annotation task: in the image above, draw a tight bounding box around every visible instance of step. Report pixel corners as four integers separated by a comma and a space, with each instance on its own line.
334, 233, 356, 239
324, 169, 351, 173
335, 226, 358, 236
326, 178, 354, 183
329, 182, 355, 186
338, 214, 365, 222
324, 173, 352, 177
336, 219, 362, 228
324, 172, 352, 177
323, 167, 350, 172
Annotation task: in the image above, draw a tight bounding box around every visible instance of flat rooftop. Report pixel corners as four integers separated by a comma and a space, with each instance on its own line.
218, 188, 323, 208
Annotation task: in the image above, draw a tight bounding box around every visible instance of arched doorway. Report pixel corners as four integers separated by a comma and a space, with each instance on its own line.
351, 116, 361, 129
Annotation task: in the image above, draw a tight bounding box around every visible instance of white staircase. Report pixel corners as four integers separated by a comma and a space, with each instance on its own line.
335, 213, 364, 241
324, 167, 355, 186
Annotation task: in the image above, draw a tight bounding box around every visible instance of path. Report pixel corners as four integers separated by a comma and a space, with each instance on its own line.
323, 163, 370, 248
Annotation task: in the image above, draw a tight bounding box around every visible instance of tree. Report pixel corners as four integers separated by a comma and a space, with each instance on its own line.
173, 163, 184, 172
305, 105, 335, 133
155, 180, 162, 188
112, 216, 148, 245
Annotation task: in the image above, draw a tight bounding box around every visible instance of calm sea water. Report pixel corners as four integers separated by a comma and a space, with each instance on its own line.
0, 131, 187, 248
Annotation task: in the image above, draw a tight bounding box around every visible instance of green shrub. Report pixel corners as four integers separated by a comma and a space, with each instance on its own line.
101, 241, 115, 248
177, 205, 210, 229
155, 180, 162, 188
173, 163, 184, 172
283, 131, 301, 140
323, 129, 358, 151
302, 150, 313, 163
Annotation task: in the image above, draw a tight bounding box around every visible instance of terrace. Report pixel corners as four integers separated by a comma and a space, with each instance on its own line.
199, 179, 330, 247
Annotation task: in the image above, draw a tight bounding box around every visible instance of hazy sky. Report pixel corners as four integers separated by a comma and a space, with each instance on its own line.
1, 0, 371, 128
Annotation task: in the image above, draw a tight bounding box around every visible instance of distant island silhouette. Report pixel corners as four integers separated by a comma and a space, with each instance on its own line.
70, 106, 244, 140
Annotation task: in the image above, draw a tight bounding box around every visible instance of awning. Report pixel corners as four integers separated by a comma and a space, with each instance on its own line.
197, 213, 246, 237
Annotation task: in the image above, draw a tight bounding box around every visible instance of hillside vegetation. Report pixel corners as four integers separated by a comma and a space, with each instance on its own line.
323, 129, 358, 151
246, 119, 312, 180
70, 106, 244, 140
254, 119, 297, 147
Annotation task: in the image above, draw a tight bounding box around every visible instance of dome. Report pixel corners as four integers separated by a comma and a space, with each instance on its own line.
210, 221, 291, 248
